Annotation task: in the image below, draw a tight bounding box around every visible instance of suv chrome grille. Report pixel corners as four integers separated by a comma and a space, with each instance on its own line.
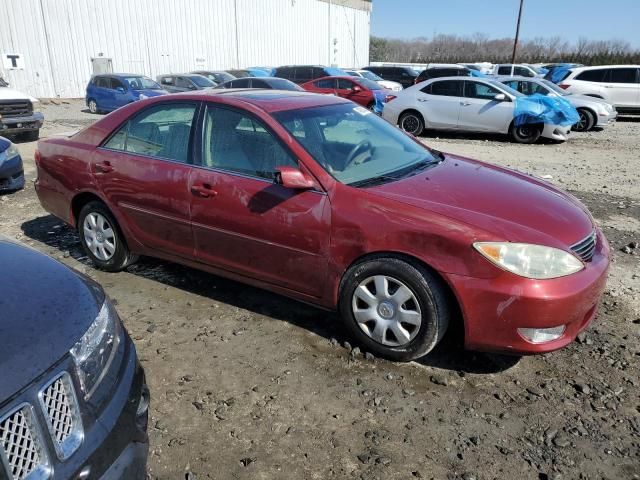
0, 405, 48, 480
571, 231, 597, 262
39, 373, 83, 460
0, 101, 32, 118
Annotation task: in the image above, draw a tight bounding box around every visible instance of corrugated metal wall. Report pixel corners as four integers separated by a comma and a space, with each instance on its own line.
0, 0, 371, 98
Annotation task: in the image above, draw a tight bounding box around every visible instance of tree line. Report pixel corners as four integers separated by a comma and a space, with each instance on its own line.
370, 34, 640, 65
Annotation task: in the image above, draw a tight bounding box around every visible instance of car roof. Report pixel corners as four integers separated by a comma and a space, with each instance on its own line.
94, 73, 145, 78
571, 64, 640, 71
494, 75, 540, 81
170, 89, 349, 113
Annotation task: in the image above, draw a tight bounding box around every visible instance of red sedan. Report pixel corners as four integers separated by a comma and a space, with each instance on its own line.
300, 76, 394, 113
35, 90, 609, 361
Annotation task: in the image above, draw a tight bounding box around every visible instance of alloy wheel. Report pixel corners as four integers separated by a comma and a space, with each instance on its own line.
89, 100, 97, 113
401, 115, 421, 134
351, 275, 422, 347
83, 212, 116, 261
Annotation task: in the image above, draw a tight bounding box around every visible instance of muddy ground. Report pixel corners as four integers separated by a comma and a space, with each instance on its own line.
1, 100, 639, 480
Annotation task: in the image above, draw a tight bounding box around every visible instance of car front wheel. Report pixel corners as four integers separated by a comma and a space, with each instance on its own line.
510, 123, 542, 144
78, 201, 137, 271
398, 111, 425, 136
572, 108, 595, 132
339, 257, 449, 361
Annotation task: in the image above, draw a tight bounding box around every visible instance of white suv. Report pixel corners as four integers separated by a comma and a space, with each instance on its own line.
559, 65, 640, 113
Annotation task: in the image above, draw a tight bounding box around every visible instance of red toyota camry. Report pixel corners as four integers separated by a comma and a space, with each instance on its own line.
300, 75, 394, 112
35, 89, 609, 361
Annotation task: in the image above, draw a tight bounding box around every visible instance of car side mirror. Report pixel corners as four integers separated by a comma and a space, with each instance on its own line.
275, 166, 317, 190
494, 93, 506, 101
352, 85, 362, 92
116, 86, 125, 93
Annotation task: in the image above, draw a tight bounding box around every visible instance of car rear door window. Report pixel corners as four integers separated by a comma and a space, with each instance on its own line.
251, 79, 269, 88
575, 69, 607, 82
315, 78, 336, 89
607, 68, 639, 83
103, 103, 197, 163
110, 78, 125, 90
95, 77, 109, 88
160, 76, 174, 86
232, 78, 251, 88
429, 80, 463, 97
295, 67, 313, 83
201, 106, 297, 180
464, 81, 501, 100
176, 77, 193, 89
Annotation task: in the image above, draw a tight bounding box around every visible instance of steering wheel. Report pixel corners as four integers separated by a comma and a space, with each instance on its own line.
344, 140, 373, 169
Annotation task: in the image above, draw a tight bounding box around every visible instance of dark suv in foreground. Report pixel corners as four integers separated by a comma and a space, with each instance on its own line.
0, 238, 149, 479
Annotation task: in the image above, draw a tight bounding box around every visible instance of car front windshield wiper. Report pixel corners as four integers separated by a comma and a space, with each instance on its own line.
348, 175, 400, 188
348, 155, 444, 188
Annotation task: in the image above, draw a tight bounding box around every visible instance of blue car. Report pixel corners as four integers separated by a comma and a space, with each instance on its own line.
0, 238, 149, 478
0, 136, 24, 192
85, 74, 168, 114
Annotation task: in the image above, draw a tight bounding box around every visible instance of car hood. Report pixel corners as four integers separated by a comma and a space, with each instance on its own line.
368, 154, 594, 247
0, 87, 37, 102
566, 94, 613, 110
134, 88, 168, 97
377, 80, 402, 89
0, 239, 103, 400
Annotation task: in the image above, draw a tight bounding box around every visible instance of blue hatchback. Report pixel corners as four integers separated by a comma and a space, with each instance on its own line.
86, 74, 168, 113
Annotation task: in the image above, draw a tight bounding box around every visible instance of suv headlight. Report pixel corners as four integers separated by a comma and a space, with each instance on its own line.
474, 242, 584, 279
70, 299, 121, 399
31, 100, 41, 113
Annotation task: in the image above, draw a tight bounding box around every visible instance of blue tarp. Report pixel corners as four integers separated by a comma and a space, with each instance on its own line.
372, 90, 388, 114
469, 70, 487, 78
513, 93, 580, 127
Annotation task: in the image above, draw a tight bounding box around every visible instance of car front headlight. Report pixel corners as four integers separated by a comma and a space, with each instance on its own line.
31, 100, 41, 113
0, 142, 19, 166
473, 242, 584, 279
70, 299, 121, 399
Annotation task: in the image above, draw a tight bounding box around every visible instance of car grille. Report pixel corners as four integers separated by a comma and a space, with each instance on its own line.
0, 372, 83, 479
0, 405, 48, 480
39, 373, 83, 460
0, 101, 33, 118
571, 231, 597, 262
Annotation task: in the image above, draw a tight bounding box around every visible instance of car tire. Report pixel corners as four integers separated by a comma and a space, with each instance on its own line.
88, 99, 99, 114
573, 108, 595, 132
509, 123, 542, 144
21, 130, 39, 142
338, 257, 450, 361
78, 201, 137, 272
398, 111, 425, 136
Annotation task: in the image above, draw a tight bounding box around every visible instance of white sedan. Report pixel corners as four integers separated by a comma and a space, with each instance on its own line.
382, 77, 572, 144
345, 69, 403, 92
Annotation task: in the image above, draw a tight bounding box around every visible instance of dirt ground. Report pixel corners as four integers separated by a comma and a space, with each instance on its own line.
1, 100, 639, 480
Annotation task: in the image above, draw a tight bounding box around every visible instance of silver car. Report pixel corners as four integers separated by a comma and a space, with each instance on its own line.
382, 76, 572, 144
496, 75, 617, 132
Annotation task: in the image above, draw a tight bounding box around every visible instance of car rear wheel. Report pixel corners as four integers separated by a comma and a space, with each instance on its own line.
509, 123, 542, 144
399, 111, 425, 136
339, 257, 449, 361
573, 108, 595, 132
88, 99, 99, 114
78, 201, 137, 271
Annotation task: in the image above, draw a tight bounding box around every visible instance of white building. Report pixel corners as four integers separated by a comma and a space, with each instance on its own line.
0, 0, 371, 98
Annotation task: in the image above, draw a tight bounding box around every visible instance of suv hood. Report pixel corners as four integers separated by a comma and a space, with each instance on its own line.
0, 240, 103, 400
0, 87, 37, 102
369, 154, 594, 247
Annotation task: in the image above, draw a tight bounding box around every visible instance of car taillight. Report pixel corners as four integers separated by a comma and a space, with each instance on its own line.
34, 149, 42, 166
385, 95, 397, 102
558, 84, 570, 90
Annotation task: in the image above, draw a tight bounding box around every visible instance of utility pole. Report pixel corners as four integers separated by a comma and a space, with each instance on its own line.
510, 0, 524, 76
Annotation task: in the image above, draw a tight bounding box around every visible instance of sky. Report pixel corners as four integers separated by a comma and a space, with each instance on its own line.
370, 0, 640, 48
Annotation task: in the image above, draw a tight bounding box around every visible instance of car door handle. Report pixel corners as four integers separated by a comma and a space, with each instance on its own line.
95, 161, 113, 173
417, 98, 428, 102
460, 101, 471, 106
191, 184, 218, 198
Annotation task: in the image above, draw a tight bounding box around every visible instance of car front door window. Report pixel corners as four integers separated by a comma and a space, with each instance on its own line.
201, 106, 297, 180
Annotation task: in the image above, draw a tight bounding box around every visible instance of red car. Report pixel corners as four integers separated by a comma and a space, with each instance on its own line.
301, 75, 394, 112
35, 90, 609, 361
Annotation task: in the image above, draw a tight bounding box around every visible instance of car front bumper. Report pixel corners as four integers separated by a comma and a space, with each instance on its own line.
446, 229, 610, 355
0, 112, 44, 134
541, 123, 572, 141
595, 110, 617, 127
0, 153, 25, 191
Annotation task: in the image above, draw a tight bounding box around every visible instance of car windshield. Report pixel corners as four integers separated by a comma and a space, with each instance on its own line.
190, 76, 215, 87
266, 79, 303, 91
356, 78, 384, 90
325, 67, 348, 76
359, 70, 383, 81
273, 103, 440, 186
540, 79, 566, 95
124, 76, 161, 90
488, 80, 523, 97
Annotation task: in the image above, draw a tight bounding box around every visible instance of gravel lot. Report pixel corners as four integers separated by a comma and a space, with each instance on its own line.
1, 99, 639, 480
